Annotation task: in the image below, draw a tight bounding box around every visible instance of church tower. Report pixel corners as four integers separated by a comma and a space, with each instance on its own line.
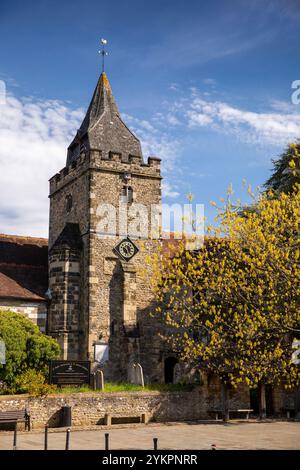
48, 71, 163, 381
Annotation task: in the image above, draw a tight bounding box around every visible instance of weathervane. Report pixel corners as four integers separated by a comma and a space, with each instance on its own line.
99, 38, 108, 73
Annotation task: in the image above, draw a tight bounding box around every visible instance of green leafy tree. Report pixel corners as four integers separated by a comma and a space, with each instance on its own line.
0, 309, 60, 392
265, 142, 300, 194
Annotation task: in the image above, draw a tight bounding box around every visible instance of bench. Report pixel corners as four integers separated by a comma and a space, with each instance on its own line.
104, 412, 149, 425
0, 409, 31, 431
209, 409, 253, 420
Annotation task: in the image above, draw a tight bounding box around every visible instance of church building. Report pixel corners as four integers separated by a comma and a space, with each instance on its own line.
1, 67, 296, 416
47, 71, 168, 382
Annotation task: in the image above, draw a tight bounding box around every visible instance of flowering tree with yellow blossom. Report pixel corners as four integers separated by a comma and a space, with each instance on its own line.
148, 184, 300, 420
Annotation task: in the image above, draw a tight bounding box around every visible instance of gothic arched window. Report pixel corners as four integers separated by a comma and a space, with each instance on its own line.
66, 194, 73, 213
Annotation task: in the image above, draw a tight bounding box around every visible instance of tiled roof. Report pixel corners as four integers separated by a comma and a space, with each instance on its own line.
0, 234, 48, 301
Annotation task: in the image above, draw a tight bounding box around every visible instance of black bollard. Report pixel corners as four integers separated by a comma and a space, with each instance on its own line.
105, 433, 109, 450
65, 428, 71, 450
153, 437, 158, 450
44, 424, 48, 450
13, 424, 17, 450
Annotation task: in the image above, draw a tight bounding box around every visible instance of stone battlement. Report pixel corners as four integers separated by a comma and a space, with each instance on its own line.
49, 149, 161, 195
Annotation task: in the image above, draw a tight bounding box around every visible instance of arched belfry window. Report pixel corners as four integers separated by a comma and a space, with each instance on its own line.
120, 186, 133, 204
66, 194, 73, 213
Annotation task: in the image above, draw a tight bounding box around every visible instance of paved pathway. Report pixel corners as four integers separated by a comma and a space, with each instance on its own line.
0, 421, 299, 450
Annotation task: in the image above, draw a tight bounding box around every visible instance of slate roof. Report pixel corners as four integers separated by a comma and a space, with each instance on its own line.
0, 234, 48, 301
67, 72, 142, 165
50, 223, 83, 252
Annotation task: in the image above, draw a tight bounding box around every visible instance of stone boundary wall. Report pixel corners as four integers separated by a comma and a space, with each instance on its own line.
0, 389, 210, 429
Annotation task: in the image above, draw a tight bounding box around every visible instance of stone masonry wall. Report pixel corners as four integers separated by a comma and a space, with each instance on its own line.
0, 299, 47, 332
4, 383, 250, 430
0, 378, 255, 430
49, 154, 90, 249
0, 390, 208, 429
86, 150, 164, 381
48, 247, 82, 359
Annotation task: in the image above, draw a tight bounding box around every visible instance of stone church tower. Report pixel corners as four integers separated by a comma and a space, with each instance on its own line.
48, 71, 164, 382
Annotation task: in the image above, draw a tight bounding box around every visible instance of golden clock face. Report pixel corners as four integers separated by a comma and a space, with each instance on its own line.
114, 238, 138, 262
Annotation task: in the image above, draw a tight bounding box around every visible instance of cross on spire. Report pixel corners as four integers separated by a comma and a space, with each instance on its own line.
99, 38, 108, 73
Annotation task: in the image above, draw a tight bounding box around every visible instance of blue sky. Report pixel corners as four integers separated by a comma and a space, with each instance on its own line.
0, 0, 300, 236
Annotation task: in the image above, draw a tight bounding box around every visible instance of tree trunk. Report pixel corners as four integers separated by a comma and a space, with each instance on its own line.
259, 383, 267, 419
222, 382, 230, 422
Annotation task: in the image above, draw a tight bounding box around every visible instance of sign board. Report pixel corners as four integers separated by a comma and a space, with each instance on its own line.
0, 340, 5, 365
94, 343, 109, 364
49, 360, 91, 386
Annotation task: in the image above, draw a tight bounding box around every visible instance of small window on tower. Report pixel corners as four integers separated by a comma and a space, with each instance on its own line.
120, 186, 133, 204
127, 187, 133, 203
66, 194, 73, 213
120, 186, 127, 203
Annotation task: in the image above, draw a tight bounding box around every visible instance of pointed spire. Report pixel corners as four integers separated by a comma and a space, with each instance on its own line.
67, 72, 142, 165
79, 72, 119, 133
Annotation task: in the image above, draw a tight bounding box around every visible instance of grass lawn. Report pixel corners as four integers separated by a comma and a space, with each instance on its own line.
55, 382, 194, 394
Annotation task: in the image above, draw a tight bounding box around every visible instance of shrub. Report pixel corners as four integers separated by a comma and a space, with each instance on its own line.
14, 369, 57, 396
0, 309, 60, 393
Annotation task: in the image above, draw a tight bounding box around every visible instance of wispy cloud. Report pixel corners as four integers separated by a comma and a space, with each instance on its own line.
143, 30, 274, 70
122, 112, 181, 196
168, 83, 179, 92
2, 78, 300, 237
143, 84, 300, 149
185, 94, 300, 146
260, 0, 300, 21
0, 92, 182, 237
0, 73, 20, 89
161, 181, 180, 198
203, 78, 217, 87
0, 95, 84, 236
140, 3, 278, 71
